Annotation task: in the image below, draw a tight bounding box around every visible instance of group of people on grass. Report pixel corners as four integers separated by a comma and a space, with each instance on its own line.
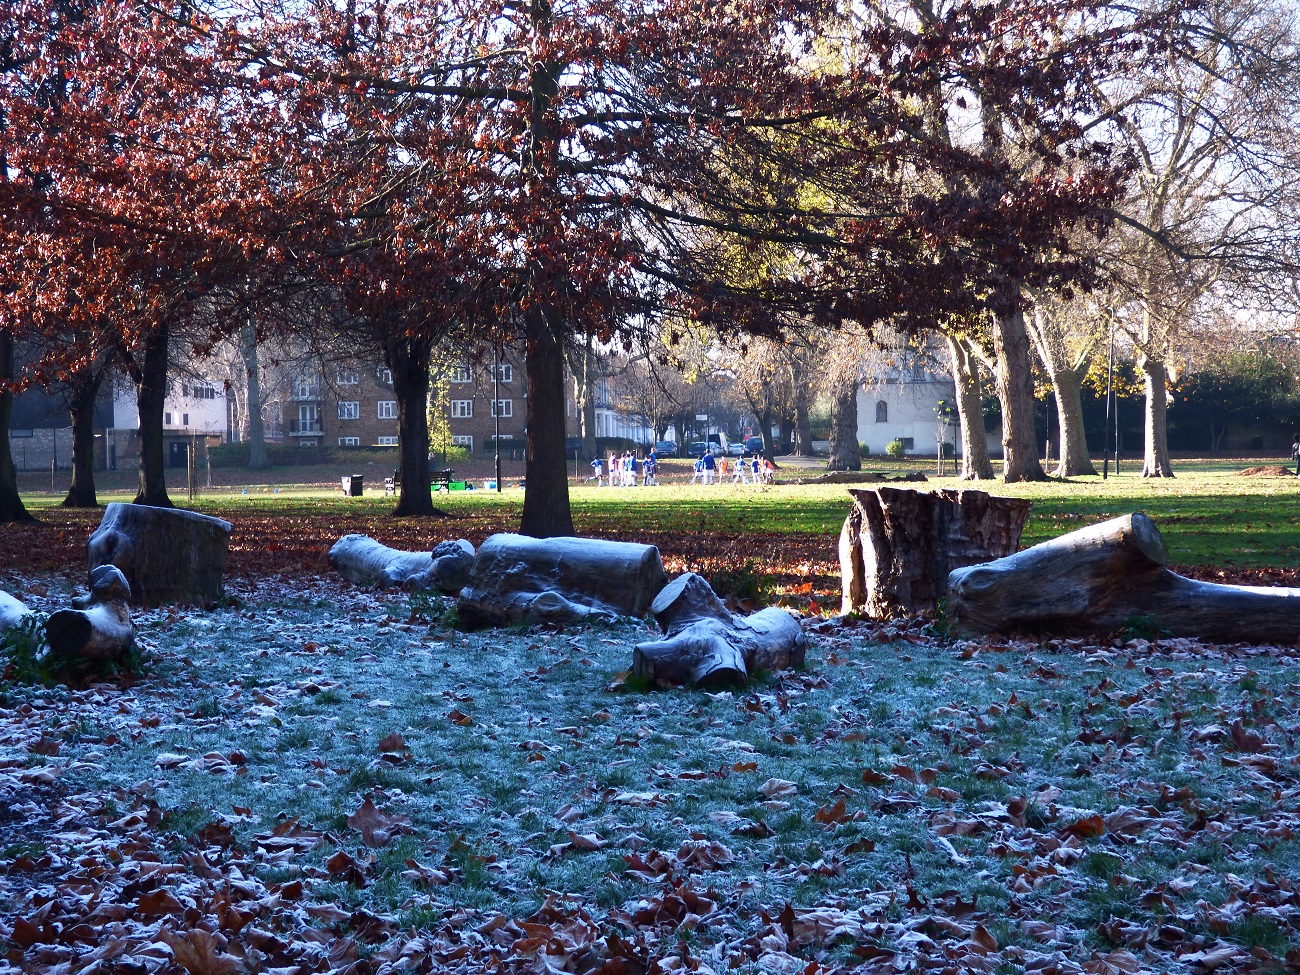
587, 446, 773, 486
689, 448, 774, 486
590, 449, 658, 487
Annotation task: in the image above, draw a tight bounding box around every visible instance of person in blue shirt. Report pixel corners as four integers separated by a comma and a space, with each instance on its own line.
590, 455, 604, 486
644, 449, 657, 486
702, 448, 716, 484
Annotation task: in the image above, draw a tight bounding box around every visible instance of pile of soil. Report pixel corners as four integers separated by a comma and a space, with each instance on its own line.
1233, 465, 1294, 477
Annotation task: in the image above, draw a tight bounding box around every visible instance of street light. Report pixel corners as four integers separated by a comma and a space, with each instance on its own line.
493, 344, 502, 493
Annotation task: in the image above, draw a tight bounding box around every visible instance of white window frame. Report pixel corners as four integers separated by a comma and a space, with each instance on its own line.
491, 399, 513, 418
377, 367, 393, 385
338, 436, 360, 446
492, 363, 513, 383
377, 436, 398, 446
451, 435, 473, 450
450, 365, 472, 383
336, 369, 359, 385
338, 401, 360, 420
451, 400, 473, 418
377, 400, 398, 420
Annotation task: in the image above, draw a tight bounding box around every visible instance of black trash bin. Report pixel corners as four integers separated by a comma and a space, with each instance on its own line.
342, 475, 364, 497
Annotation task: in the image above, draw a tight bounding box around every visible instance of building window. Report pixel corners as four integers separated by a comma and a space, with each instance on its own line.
875, 401, 888, 423
182, 413, 189, 427
182, 382, 217, 399
377, 367, 392, 385
451, 400, 473, 418
491, 363, 513, 383
377, 436, 398, 446
164, 412, 173, 426
338, 401, 360, 420
378, 401, 398, 419
451, 365, 472, 383
452, 435, 473, 450
491, 399, 513, 418
295, 380, 317, 399
900, 437, 914, 450
338, 436, 360, 446
336, 369, 359, 385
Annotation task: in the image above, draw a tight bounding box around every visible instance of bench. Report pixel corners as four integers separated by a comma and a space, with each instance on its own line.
386, 468, 455, 495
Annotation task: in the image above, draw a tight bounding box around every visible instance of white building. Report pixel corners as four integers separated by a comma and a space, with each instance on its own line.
109, 377, 228, 468
857, 370, 1001, 458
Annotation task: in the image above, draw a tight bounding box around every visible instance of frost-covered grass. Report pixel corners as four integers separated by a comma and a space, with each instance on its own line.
4, 576, 1299, 971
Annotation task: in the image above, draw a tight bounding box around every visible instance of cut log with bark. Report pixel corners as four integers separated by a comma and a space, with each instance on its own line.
87, 502, 232, 607
948, 512, 1300, 643
46, 565, 134, 664
328, 535, 474, 593
0, 589, 30, 632
839, 487, 1031, 618
633, 572, 807, 688
457, 533, 666, 627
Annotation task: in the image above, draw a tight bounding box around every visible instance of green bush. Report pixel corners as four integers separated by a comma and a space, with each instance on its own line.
207, 442, 401, 468
885, 438, 906, 458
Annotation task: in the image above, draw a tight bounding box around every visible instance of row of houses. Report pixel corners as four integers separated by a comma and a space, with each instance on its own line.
8, 350, 659, 470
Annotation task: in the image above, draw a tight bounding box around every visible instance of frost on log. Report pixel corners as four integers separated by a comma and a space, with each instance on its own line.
328, 535, 474, 593
948, 512, 1300, 643
45, 564, 134, 665
457, 533, 666, 627
633, 572, 807, 688
839, 487, 1031, 617
0, 590, 30, 632
87, 503, 232, 607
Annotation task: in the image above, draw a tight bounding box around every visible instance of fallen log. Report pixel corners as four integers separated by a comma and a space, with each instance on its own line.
457, 533, 666, 627
839, 487, 1031, 617
328, 535, 474, 593
88, 503, 232, 607
45, 565, 134, 664
947, 512, 1300, 643
633, 572, 806, 688
0, 590, 30, 632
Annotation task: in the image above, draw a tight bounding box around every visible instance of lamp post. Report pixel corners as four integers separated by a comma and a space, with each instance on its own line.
1103, 309, 1114, 479
493, 344, 502, 493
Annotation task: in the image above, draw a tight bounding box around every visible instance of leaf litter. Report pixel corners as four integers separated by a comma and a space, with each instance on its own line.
1, 572, 1299, 973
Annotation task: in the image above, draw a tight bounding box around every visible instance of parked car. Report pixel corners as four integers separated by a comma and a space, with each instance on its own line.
744, 436, 765, 454
727, 441, 745, 456
654, 440, 678, 457
687, 441, 709, 458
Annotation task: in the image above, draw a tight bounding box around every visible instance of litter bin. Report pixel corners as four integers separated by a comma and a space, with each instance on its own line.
342, 475, 364, 497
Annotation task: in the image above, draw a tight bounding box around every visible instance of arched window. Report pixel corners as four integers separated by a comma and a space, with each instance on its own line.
875, 400, 888, 423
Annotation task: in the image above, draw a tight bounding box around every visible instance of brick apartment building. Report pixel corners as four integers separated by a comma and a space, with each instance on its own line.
279, 361, 401, 449
441, 351, 535, 455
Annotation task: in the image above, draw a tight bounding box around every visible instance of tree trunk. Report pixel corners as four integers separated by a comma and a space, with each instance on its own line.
1140, 354, 1174, 478
948, 512, 1300, 643
88, 502, 232, 607
632, 572, 806, 688
794, 383, 814, 456
385, 334, 438, 517
946, 334, 995, 480
329, 534, 474, 592
520, 303, 575, 538
0, 330, 34, 523
241, 318, 266, 469
758, 408, 778, 465
990, 297, 1047, 483
839, 486, 1031, 617
133, 321, 173, 508
827, 380, 861, 471
457, 532, 666, 627
1050, 368, 1097, 477
62, 366, 105, 508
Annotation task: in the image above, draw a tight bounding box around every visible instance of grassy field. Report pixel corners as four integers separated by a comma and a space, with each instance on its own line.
4, 459, 1300, 972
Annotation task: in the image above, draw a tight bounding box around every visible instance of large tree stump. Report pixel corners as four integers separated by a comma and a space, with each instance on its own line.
328, 535, 474, 593
948, 512, 1300, 643
46, 565, 134, 664
633, 572, 807, 688
839, 487, 1031, 617
457, 533, 667, 627
88, 502, 232, 607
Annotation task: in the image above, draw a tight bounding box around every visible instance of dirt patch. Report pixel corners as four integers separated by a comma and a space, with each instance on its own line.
1233, 465, 1294, 477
